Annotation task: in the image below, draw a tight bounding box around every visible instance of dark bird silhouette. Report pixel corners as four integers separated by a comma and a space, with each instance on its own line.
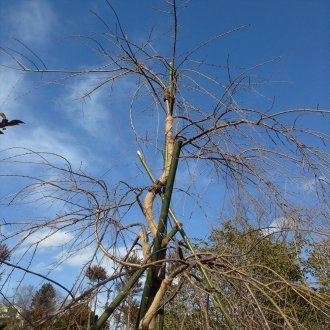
0, 112, 24, 134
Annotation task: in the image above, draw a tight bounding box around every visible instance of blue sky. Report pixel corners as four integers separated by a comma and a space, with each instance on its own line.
0, 0, 329, 304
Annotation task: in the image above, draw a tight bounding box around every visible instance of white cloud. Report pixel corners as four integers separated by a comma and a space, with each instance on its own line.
301, 176, 327, 192
0, 3, 86, 168
0, 69, 85, 167
1, 125, 86, 170
5, 0, 57, 46
56, 245, 137, 269
59, 77, 112, 137
0, 70, 24, 109
262, 216, 292, 236
35, 261, 63, 272
21, 126, 85, 165
56, 246, 96, 267
23, 229, 74, 249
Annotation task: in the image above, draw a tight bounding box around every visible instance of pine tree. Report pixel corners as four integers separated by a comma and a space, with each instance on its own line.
29, 283, 57, 326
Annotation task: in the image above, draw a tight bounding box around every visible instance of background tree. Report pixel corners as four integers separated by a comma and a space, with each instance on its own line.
306, 239, 330, 289
57, 302, 102, 330
1, 282, 104, 330
0, 303, 25, 330
13, 285, 35, 313
163, 222, 329, 329
0, 244, 10, 281
28, 283, 57, 327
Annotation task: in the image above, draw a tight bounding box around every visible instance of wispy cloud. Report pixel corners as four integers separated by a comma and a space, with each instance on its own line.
0, 70, 24, 111
3, 0, 57, 46
23, 229, 75, 249
0, 69, 87, 168
35, 261, 63, 272
57, 247, 98, 268
262, 216, 292, 236
56, 245, 138, 269
301, 176, 327, 192
59, 76, 113, 137
16, 126, 86, 166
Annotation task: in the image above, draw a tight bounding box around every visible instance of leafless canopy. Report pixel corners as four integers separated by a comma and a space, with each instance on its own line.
0, 1, 329, 329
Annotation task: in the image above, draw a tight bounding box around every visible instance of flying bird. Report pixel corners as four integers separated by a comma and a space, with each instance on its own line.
0, 112, 24, 134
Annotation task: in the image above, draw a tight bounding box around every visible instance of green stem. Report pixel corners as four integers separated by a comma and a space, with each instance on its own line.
162, 226, 179, 248
168, 62, 174, 115
137, 149, 237, 330
154, 140, 182, 256
137, 140, 182, 329
91, 267, 146, 330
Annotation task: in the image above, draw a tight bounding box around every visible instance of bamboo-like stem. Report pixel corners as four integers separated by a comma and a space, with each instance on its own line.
167, 61, 174, 115
161, 226, 179, 248
154, 139, 181, 330
137, 140, 182, 329
137, 149, 238, 330
154, 140, 182, 257
91, 267, 146, 330
90, 225, 177, 330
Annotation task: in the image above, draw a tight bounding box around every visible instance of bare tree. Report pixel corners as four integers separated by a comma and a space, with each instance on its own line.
0, 1, 329, 329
